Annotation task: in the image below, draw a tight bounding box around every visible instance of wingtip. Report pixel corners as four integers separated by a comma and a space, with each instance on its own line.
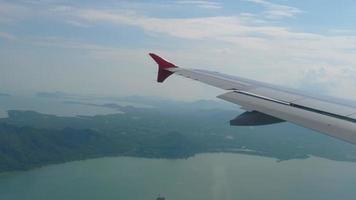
148, 53, 177, 69
148, 53, 177, 83
148, 53, 155, 58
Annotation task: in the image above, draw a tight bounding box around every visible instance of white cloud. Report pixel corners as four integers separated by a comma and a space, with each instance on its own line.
0, 32, 16, 40
176, 1, 222, 9
0, 1, 31, 23
1, 1, 356, 100
67, 8, 356, 98
247, 0, 302, 19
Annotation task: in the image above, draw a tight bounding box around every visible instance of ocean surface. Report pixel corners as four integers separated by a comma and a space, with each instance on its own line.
1, 153, 356, 200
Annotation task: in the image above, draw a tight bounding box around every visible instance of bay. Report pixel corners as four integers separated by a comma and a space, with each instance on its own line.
1, 153, 356, 200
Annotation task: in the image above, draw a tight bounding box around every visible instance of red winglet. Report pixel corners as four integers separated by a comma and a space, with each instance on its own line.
149, 53, 177, 83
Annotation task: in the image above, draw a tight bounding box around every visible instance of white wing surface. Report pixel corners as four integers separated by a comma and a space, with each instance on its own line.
149, 53, 356, 144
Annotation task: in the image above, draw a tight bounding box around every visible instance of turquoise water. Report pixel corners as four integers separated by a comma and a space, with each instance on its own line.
1, 153, 356, 200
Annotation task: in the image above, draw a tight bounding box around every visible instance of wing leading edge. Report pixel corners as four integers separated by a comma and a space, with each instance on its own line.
149, 53, 356, 144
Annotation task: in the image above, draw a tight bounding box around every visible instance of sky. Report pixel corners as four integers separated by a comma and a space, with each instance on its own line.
1, 0, 356, 100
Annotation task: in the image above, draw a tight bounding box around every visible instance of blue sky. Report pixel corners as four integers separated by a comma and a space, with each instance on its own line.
1, 0, 356, 100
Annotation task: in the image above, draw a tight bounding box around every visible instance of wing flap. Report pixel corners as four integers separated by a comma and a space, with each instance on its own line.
218, 91, 356, 144
230, 111, 285, 126
247, 87, 304, 102
292, 98, 356, 117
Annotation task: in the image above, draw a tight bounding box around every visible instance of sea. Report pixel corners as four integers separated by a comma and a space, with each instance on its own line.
1, 153, 356, 200
1, 94, 356, 200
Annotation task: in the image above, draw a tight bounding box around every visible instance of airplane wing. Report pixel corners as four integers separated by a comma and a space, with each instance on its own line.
149, 53, 356, 144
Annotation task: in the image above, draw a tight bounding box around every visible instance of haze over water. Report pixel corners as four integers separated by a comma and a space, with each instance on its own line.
0, 95, 125, 118
1, 153, 356, 200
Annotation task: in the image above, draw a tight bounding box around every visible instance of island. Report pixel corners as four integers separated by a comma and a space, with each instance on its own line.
1, 102, 356, 173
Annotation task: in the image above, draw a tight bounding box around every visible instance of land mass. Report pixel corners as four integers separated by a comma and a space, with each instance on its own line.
1, 102, 356, 172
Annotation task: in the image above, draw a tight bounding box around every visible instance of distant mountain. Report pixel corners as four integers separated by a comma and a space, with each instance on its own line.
36, 91, 68, 98
36, 92, 238, 111
62, 94, 240, 113
118, 95, 238, 111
